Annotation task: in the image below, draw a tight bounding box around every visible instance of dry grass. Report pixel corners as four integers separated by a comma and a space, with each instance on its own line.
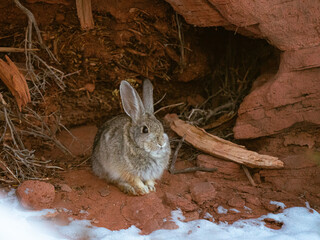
0, 1, 71, 185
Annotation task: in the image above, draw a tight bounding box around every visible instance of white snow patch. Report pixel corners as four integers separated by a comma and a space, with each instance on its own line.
230, 208, 241, 213
203, 212, 214, 221
0, 191, 320, 240
217, 206, 228, 214
270, 201, 286, 209
306, 201, 311, 209
244, 206, 252, 212
79, 209, 89, 215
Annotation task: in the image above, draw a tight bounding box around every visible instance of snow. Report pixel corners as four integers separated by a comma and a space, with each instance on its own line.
203, 212, 214, 221
229, 208, 241, 213
217, 205, 228, 214
0, 191, 320, 240
244, 206, 252, 212
270, 200, 286, 209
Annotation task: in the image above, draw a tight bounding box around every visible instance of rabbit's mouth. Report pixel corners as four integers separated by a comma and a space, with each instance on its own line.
147, 134, 169, 157
149, 147, 167, 158
144, 143, 163, 153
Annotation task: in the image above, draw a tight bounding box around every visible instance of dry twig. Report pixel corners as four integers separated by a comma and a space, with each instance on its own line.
0, 47, 39, 52
154, 102, 185, 115
242, 165, 257, 187
175, 13, 186, 71
169, 136, 184, 174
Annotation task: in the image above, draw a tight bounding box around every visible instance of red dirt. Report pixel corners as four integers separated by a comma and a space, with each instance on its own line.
18, 125, 318, 234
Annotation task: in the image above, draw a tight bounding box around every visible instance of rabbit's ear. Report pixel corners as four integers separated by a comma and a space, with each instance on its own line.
143, 79, 154, 114
120, 81, 145, 122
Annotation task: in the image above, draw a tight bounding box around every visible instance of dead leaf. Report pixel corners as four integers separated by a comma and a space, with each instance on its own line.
0, 55, 31, 111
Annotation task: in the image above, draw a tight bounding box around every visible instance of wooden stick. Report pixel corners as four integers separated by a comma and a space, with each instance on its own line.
169, 136, 184, 174
173, 167, 217, 174
164, 114, 284, 169
76, 0, 94, 30
154, 102, 185, 114
0, 47, 39, 52
242, 165, 257, 186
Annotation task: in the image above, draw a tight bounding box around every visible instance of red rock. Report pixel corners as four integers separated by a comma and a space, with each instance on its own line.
197, 155, 245, 180
184, 211, 200, 221
228, 197, 245, 208
253, 173, 262, 184
98, 188, 110, 197
164, 192, 198, 212
233, 69, 320, 139
283, 132, 316, 149
194, 171, 209, 179
161, 220, 179, 230
190, 182, 216, 204
16, 180, 55, 210
59, 183, 72, 193
197, 154, 241, 174
245, 195, 261, 206
165, 1, 320, 51
184, 193, 192, 201
264, 218, 283, 230
218, 214, 240, 223
237, 185, 258, 195
164, 0, 229, 27
121, 193, 168, 234
262, 200, 279, 212
165, 0, 320, 139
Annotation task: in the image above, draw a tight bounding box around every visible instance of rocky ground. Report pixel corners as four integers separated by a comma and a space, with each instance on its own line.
13, 125, 320, 234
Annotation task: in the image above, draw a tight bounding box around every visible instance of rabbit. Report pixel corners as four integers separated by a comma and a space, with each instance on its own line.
92, 79, 171, 195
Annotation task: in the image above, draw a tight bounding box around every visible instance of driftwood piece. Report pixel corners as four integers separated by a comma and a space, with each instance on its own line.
0, 55, 31, 111
164, 114, 284, 169
76, 0, 94, 30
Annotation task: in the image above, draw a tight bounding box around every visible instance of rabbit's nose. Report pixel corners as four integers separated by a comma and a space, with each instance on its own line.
159, 133, 169, 147
158, 139, 167, 148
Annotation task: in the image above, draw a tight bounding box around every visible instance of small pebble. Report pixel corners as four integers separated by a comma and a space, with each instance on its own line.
99, 188, 110, 197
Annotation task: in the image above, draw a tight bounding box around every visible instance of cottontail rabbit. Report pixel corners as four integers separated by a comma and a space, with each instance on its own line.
92, 79, 171, 195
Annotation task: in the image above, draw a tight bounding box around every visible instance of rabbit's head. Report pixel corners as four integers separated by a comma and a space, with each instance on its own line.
120, 80, 168, 154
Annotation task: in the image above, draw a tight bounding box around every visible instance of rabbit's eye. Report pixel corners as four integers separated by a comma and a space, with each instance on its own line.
142, 125, 149, 133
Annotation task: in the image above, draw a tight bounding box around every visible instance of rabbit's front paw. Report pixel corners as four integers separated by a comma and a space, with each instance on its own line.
135, 181, 150, 195
145, 179, 156, 192
117, 182, 138, 195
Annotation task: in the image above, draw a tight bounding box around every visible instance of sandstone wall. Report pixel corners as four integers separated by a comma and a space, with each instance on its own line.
166, 0, 320, 139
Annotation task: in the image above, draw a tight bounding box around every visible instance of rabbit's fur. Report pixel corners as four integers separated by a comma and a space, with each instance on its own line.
92, 79, 171, 195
